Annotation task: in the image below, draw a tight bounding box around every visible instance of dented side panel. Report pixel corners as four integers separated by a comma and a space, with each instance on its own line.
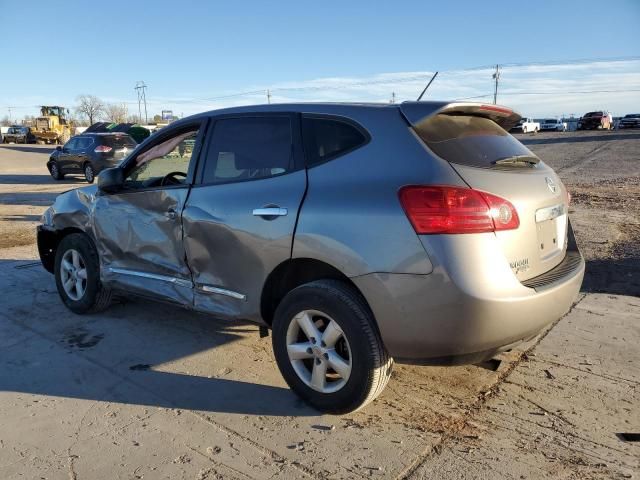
46, 185, 98, 236
183, 170, 307, 322
92, 187, 193, 305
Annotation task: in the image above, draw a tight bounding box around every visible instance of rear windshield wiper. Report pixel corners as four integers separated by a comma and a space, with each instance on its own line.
492, 155, 539, 167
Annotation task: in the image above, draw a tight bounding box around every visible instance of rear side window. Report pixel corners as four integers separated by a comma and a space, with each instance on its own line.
302, 117, 368, 167
413, 114, 536, 169
202, 117, 293, 184
78, 137, 94, 149
102, 135, 137, 148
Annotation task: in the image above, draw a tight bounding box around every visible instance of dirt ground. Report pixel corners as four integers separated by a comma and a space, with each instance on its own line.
0, 132, 638, 479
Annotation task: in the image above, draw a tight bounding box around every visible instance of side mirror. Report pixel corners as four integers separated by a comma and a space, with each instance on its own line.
97, 167, 124, 194
56, 146, 62, 151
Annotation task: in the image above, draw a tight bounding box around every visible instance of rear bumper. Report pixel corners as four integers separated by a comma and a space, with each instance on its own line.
353, 231, 584, 365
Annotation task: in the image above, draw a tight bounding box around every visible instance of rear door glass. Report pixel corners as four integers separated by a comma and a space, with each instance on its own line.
201, 117, 293, 184
413, 114, 537, 168
301, 116, 368, 167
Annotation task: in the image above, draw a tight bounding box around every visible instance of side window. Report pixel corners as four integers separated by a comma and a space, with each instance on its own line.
78, 137, 93, 150
201, 117, 293, 184
124, 128, 200, 189
302, 116, 368, 167
65, 138, 78, 150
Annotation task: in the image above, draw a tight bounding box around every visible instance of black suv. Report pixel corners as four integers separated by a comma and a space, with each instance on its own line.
48, 133, 137, 183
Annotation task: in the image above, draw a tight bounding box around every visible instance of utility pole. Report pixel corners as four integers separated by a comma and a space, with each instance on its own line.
492, 64, 501, 104
267, 89, 272, 104
7, 107, 12, 124
135, 81, 148, 124
391, 92, 396, 104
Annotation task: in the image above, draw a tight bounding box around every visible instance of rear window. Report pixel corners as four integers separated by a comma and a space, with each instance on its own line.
584, 112, 602, 117
302, 116, 368, 167
413, 114, 536, 169
101, 135, 137, 148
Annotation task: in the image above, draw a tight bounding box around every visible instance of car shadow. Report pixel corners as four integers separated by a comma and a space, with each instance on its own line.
0, 145, 57, 154
0, 260, 316, 417
520, 132, 640, 146
582, 257, 640, 297
0, 174, 85, 185
0, 214, 42, 222
0, 191, 62, 206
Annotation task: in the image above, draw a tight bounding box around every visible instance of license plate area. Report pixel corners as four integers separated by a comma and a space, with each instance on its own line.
535, 204, 567, 260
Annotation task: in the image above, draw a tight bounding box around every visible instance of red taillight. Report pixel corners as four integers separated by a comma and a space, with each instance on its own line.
94, 145, 112, 153
398, 185, 520, 234
478, 105, 514, 116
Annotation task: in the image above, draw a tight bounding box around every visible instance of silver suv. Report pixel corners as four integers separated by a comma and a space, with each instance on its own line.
37, 102, 584, 413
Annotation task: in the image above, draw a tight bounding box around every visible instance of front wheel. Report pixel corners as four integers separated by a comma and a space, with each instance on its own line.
49, 161, 64, 180
272, 280, 393, 413
54, 233, 112, 314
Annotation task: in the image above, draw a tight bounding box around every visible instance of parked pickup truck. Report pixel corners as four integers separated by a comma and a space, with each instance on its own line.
577, 111, 612, 130
540, 118, 567, 132
618, 113, 640, 129
509, 117, 540, 134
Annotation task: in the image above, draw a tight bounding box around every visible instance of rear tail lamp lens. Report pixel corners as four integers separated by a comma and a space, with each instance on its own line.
94, 145, 113, 153
398, 185, 520, 234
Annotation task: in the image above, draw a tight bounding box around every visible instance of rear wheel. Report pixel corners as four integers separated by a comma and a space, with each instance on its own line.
49, 161, 64, 180
272, 280, 393, 413
84, 163, 95, 183
54, 233, 112, 314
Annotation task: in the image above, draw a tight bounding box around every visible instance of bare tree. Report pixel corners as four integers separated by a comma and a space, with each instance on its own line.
75, 95, 105, 125
0, 116, 11, 127
104, 103, 128, 123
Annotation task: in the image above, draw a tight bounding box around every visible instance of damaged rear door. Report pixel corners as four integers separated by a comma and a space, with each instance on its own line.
92, 121, 206, 304
182, 113, 306, 322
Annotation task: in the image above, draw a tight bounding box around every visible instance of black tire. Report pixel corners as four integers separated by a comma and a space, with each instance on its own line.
84, 163, 95, 183
272, 279, 393, 414
54, 233, 112, 314
49, 160, 64, 180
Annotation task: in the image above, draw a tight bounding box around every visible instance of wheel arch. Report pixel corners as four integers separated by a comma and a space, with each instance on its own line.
260, 257, 373, 327
38, 227, 93, 273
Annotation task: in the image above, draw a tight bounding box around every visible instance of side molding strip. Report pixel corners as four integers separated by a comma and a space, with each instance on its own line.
200, 285, 247, 301
107, 267, 193, 288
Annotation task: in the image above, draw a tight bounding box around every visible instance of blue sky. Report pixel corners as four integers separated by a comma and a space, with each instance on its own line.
1, 0, 639, 120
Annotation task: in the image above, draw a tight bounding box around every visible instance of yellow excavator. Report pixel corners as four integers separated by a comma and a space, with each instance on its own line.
31, 106, 73, 144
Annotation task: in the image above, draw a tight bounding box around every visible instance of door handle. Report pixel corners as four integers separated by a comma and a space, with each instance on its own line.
252, 207, 288, 217
165, 208, 178, 220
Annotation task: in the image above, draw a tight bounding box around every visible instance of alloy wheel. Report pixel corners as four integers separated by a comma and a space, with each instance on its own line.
60, 249, 88, 301
84, 165, 94, 183
286, 309, 352, 393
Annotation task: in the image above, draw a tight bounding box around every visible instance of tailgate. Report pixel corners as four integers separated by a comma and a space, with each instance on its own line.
402, 101, 569, 281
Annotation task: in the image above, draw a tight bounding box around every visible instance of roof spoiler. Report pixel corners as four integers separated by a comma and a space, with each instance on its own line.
400, 101, 522, 131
